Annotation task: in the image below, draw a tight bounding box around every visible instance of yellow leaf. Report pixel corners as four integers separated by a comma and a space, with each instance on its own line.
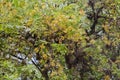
26, 19, 33, 27
90, 39, 95, 44
11, 9, 17, 15
30, 10, 36, 16
40, 44, 45, 49
34, 48, 39, 53
50, 71, 57, 76
34, 6, 39, 11
104, 75, 110, 80
57, 66, 63, 73
79, 9, 85, 15
41, 3, 46, 9
102, 24, 109, 33
60, 36, 64, 40
7, 2, 12, 8
42, 54, 47, 60
44, 64, 48, 68
50, 61, 55, 67
115, 60, 120, 63
103, 36, 111, 46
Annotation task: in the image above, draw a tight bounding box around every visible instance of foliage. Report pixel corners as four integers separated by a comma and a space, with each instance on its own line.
0, 0, 120, 80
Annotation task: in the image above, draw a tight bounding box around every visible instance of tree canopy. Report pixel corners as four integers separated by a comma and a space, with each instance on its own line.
0, 0, 120, 80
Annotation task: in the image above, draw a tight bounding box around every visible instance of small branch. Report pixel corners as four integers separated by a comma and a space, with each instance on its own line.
10, 54, 24, 60
97, 6, 104, 15
31, 59, 49, 80
31, 58, 42, 72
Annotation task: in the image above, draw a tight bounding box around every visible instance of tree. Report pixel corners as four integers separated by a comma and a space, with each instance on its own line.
0, 0, 120, 80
